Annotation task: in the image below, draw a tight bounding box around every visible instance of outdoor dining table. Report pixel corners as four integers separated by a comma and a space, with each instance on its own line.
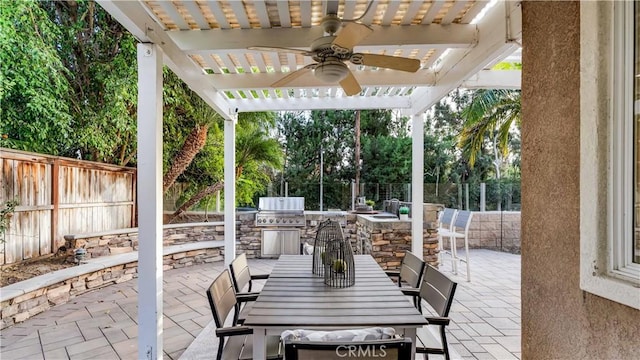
243, 254, 428, 359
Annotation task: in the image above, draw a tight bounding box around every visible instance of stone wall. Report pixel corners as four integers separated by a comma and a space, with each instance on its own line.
468, 211, 521, 253
0, 247, 222, 329
440, 211, 521, 254
356, 217, 439, 270
64, 222, 226, 261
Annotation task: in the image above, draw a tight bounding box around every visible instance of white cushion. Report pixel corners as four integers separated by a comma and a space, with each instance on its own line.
281, 327, 395, 342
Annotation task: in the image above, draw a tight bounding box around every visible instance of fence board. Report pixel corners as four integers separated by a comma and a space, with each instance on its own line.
1, 149, 136, 265
39, 210, 51, 255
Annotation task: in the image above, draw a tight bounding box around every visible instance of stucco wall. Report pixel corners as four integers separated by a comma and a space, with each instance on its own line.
521, 2, 639, 359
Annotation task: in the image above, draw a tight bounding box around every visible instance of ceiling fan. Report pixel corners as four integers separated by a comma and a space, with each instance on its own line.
248, 14, 421, 96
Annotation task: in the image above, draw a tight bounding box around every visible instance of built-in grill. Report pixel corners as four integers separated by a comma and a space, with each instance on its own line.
256, 197, 305, 257
255, 197, 305, 227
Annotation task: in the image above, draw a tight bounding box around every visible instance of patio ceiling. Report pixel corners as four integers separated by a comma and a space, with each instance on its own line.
98, 0, 521, 120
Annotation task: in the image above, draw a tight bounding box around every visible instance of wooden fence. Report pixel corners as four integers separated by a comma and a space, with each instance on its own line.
1, 148, 136, 265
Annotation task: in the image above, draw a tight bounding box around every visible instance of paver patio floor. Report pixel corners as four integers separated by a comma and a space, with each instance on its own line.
0, 249, 520, 359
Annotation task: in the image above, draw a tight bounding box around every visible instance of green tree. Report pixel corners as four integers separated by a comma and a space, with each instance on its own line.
162, 70, 223, 193
458, 89, 521, 178
0, 0, 72, 154
276, 109, 405, 209
360, 136, 412, 185
277, 110, 358, 209
42, 0, 138, 164
169, 112, 282, 220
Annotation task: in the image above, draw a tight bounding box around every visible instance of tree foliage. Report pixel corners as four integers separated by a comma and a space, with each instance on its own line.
42, 0, 138, 164
459, 89, 521, 174
0, 0, 72, 154
168, 112, 283, 219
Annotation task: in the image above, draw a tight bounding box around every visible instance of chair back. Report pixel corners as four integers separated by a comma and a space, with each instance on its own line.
420, 265, 457, 317
438, 208, 457, 229
452, 210, 473, 233
229, 253, 251, 292
399, 251, 425, 288
284, 338, 412, 360
206, 269, 237, 328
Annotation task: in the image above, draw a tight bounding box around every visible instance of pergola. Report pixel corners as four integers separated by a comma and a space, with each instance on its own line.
96, 1, 522, 358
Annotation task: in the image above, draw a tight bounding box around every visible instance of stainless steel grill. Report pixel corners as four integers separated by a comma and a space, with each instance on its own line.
255, 197, 305, 227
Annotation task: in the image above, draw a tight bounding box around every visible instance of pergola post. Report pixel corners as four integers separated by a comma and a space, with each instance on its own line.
411, 113, 425, 256
224, 115, 237, 266
136, 43, 164, 359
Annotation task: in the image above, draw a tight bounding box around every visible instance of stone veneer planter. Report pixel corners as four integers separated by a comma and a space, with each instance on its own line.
0, 240, 223, 329
356, 214, 440, 268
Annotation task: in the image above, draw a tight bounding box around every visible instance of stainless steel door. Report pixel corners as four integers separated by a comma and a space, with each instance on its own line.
261, 229, 300, 257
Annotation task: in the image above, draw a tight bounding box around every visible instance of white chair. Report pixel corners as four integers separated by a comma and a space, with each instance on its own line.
436, 208, 457, 267
438, 209, 473, 281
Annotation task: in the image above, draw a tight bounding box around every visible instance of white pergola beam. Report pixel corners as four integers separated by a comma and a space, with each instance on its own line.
461, 69, 521, 89
208, 69, 436, 89
167, 24, 478, 51
228, 95, 412, 112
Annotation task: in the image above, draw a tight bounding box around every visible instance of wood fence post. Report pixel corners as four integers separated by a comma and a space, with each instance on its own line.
51, 159, 59, 253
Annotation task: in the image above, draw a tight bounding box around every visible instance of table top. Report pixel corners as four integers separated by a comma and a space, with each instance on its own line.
243, 255, 428, 328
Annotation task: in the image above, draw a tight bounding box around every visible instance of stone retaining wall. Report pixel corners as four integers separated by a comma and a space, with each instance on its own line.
0, 247, 222, 329
440, 211, 521, 254
64, 222, 226, 261
468, 211, 521, 253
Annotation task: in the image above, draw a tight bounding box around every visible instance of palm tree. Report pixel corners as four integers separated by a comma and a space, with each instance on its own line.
162, 70, 223, 193
169, 118, 282, 219
458, 89, 521, 178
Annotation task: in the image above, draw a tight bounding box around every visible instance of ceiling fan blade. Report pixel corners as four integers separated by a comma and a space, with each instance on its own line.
248, 46, 313, 56
339, 70, 362, 96
352, 53, 421, 72
271, 64, 316, 88
331, 23, 373, 53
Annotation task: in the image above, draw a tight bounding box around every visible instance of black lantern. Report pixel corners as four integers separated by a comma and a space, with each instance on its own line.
323, 234, 355, 288
312, 219, 335, 276
312, 219, 355, 287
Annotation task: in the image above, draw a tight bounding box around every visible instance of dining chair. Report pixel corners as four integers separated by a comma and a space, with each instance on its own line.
402, 264, 458, 360
206, 269, 281, 360
229, 253, 270, 324
436, 208, 457, 266
229, 253, 270, 293
384, 250, 425, 311
438, 209, 473, 281
283, 338, 412, 360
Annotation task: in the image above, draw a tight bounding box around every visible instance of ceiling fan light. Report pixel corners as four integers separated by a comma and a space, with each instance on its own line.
314, 61, 348, 83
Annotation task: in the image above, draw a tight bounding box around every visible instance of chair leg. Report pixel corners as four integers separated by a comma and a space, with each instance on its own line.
464, 235, 471, 282
248, 280, 253, 292
440, 325, 450, 360
450, 236, 458, 275
217, 337, 225, 360
437, 235, 443, 266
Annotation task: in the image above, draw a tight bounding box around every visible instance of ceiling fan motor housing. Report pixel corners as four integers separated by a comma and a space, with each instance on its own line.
314, 59, 349, 83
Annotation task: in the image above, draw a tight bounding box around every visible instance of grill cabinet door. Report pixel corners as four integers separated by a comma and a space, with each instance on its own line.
261, 229, 300, 257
